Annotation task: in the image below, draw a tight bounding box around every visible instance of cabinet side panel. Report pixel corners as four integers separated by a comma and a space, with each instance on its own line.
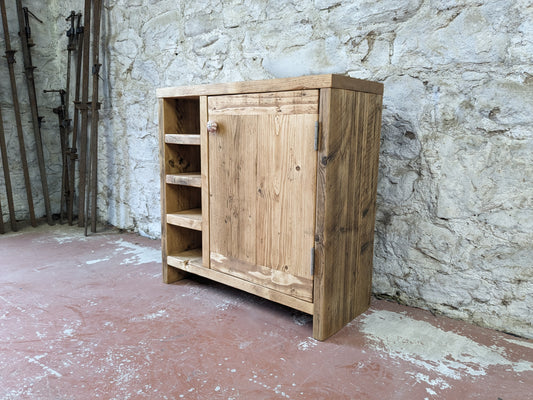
160, 99, 186, 283
314, 88, 358, 339
313, 89, 382, 340
354, 92, 383, 315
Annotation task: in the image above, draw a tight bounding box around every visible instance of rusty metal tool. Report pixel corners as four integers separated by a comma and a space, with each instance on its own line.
65, 11, 77, 112
0, 104, 17, 232
44, 89, 70, 224
63, 11, 81, 224
78, 0, 92, 228
85, 0, 103, 234
0, 106, 5, 234
0, 196, 3, 233
0, 107, 6, 233
68, 12, 83, 225
1, 0, 36, 227
16, 1, 53, 225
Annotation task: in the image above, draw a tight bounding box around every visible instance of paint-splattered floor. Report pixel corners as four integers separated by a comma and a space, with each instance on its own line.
0, 225, 532, 399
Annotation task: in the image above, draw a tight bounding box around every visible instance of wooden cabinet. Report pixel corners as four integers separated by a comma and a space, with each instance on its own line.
157, 75, 383, 340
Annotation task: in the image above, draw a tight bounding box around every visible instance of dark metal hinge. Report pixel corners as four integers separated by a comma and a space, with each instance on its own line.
314, 121, 319, 151
310, 247, 315, 275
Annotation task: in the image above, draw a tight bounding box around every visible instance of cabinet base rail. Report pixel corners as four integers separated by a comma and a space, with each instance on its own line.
166, 254, 314, 315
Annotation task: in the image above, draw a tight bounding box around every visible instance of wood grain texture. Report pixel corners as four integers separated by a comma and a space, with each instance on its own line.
161, 99, 179, 135
159, 99, 184, 283
164, 144, 201, 175
330, 75, 384, 96
157, 74, 383, 98
166, 224, 202, 261
255, 114, 317, 283
167, 255, 314, 314
162, 98, 200, 134
159, 77, 383, 340
166, 173, 202, 187
209, 112, 257, 265
167, 208, 202, 231
165, 182, 201, 214
164, 187, 201, 262
164, 145, 202, 227
208, 91, 317, 301
208, 91, 318, 115
200, 96, 210, 268
355, 92, 383, 313
165, 134, 201, 145
167, 248, 202, 269
210, 252, 313, 302
160, 98, 202, 283
313, 88, 383, 341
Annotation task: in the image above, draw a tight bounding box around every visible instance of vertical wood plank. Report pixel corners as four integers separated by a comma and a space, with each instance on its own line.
200, 96, 210, 268
347, 91, 368, 320
255, 114, 317, 280
208, 112, 257, 265
313, 89, 382, 340
313, 89, 330, 338
159, 99, 185, 283
341, 90, 360, 324
355, 93, 383, 313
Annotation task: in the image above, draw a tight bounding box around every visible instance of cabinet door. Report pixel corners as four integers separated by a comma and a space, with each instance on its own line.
207, 90, 318, 302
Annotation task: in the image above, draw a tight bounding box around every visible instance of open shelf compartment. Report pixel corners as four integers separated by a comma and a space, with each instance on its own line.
161, 98, 200, 135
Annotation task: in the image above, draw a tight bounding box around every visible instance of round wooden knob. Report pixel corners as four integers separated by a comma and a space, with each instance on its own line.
207, 121, 218, 134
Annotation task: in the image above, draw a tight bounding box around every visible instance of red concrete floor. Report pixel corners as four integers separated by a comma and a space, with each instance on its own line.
0, 225, 532, 399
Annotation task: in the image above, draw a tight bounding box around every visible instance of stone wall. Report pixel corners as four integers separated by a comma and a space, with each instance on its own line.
4, 0, 532, 338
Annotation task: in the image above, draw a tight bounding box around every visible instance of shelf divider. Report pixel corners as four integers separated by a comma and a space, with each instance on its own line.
166, 173, 201, 187
167, 208, 202, 231
165, 134, 201, 145
167, 248, 202, 269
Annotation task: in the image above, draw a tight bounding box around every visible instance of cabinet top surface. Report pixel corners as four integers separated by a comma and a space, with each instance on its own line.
156, 74, 383, 98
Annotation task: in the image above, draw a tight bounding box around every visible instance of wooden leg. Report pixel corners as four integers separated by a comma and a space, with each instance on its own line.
163, 262, 187, 284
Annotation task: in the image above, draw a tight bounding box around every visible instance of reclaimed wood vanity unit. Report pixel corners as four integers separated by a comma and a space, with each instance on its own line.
157, 74, 383, 340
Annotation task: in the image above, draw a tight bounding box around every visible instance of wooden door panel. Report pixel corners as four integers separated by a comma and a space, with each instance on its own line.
255, 114, 317, 279
209, 114, 257, 264
208, 91, 318, 302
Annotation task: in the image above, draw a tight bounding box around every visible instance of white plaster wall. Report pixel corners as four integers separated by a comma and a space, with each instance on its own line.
4, 0, 533, 338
